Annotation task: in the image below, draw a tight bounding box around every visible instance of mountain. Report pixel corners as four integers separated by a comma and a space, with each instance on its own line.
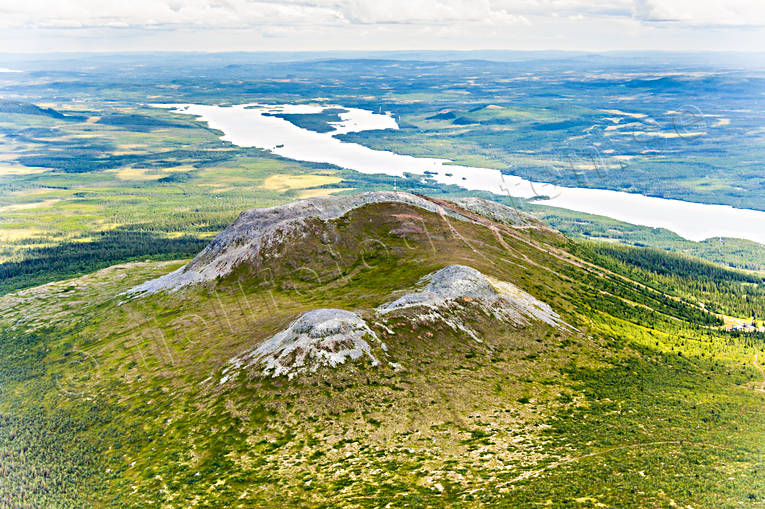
0, 192, 762, 508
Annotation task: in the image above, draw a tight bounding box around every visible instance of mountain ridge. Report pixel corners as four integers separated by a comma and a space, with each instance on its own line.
127, 191, 548, 296
0, 192, 762, 507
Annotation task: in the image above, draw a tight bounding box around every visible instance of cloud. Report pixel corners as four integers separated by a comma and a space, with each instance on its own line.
1, 0, 763, 52
633, 0, 765, 27
0, 0, 636, 29
2, 0, 763, 31
339, 1, 530, 25
0, 1, 343, 29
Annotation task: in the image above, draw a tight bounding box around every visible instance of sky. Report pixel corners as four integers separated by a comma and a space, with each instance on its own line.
1, 0, 764, 53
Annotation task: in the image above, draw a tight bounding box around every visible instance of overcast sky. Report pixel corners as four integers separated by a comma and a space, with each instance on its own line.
1, 0, 764, 53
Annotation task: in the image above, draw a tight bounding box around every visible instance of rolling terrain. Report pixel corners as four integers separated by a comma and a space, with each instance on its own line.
1, 192, 762, 507
2, 52, 765, 296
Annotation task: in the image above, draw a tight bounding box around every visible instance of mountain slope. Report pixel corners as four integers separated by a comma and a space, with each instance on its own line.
0, 192, 763, 508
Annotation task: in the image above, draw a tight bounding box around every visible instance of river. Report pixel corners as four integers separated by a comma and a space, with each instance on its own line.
154, 103, 765, 245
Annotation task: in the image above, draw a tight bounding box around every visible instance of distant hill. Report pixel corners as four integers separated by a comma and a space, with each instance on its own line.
0, 100, 86, 121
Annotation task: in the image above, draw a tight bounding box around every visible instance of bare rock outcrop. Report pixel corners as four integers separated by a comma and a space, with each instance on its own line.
378, 265, 567, 336
221, 308, 383, 380
220, 266, 567, 380
451, 197, 548, 229
128, 191, 463, 295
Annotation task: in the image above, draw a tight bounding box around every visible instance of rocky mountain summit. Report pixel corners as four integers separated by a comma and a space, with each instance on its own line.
128, 192, 470, 295
220, 264, 567, 380
378, 264, 565, 328
128, 192, 544, 296
221, 308, 384, 380
133, 191, 569, 381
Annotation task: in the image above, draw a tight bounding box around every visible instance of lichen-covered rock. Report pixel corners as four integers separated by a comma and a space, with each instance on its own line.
451, 197, 548, 230
221, 308, 383, 380
378, 265, 566, 332
127, 191, 463, 295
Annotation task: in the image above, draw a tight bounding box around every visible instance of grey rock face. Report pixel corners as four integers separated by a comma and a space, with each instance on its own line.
221, 308, 382, 380
451, 197, 546, 229
220, 265, 568, 380
378, 264, 566, 330
127, 191, 463, 295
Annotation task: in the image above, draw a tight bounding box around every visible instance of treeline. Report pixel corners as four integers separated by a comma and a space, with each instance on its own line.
264, 108, 347, 133
0, 410, 101, 509
0, 328, 98, 508
569, 269, 723, 328
575, 241, 762, 283
17, 147, 238, 174
573, 240, 765, 319
538, 208, 765, 272
0, 323, 158, 508
0, 229, 210, 295
672, 278, 765, 318
96, 113, 193, 132
0, 328, 46, 383
0, 100, 86, 121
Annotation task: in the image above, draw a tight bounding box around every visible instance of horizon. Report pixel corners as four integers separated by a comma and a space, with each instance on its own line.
4, 49, 765, 55
5, 49, 765, 72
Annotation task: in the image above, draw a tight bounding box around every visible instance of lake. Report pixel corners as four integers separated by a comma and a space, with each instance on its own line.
155, 103, 765, 245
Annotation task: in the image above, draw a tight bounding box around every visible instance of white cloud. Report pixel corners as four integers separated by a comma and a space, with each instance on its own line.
339, 1, 531, 25
0, 1, 343, 29
633, 0, 765, 26
0, 0, 763, 51
0, 0, 635, 29
1, 0, 761, 29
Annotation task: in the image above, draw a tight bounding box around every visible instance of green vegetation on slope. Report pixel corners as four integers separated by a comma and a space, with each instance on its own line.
574, 241, 765, 319
530, 204, 765, 273
0, 229, 210, 295
0, 199, 762, 507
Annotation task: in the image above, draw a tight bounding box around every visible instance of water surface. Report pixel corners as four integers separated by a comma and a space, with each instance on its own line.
156, 103, 765, 245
